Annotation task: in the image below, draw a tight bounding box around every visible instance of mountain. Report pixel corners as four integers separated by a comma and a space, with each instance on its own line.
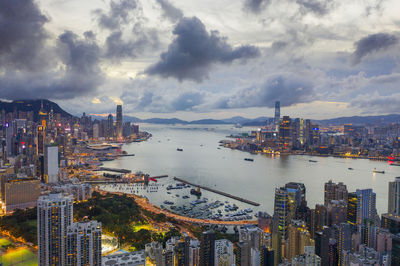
189, 119, 229, 124
316, 114, 400, 125
0, 99, 74, 121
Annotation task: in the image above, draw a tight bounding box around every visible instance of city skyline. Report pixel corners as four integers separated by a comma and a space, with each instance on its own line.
0, 0, 400, 120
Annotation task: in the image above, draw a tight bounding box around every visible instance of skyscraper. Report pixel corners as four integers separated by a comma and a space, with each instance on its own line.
355, 189, 377, 225
116, 105, 123, 140
214, 239, 234, 266
324, 180, 348, 206
38, 193, 73, 266
66, 220, 102, 266
107, 114, 113, 139
44, 145, 59, 183
335, 223, 351, 266
200, 230, 215, 266
388, 176, 400, 215
274, 187, 289, 239
274, 101, 280, 132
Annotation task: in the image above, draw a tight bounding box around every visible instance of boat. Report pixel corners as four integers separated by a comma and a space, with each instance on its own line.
309, 160, 318, 163
390, 163, 400, 166
190, 187, 202, 196
348, 168, 354, 170
177, 148, 183, 151
373, 169, 385, 174
244, 158, 254, 162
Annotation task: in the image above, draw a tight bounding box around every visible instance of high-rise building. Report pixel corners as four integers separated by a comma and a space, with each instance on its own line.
381, 213, 400, 234
214, 239, 234, 266
92, 123, 99, 140
392, 236, 400, 265
324, 180, 348, 206
347, 192, 358, 227
1, 178, 40, 212
66, 220, 102, 266
107, 114, 113, 139
38, 193, 73, 266
239, 226, 266, 264
279, 116, 292, 146
44, 145, 59, 183
327, 200, 347, 226
116, 105, 123, 140
274, 187, 289, 239
287, 220, 314, 260
335, 223, 351, 266
274, 101, 280, 132
355, 189, 377, 225
388, 176, 400, 215
260, 246, 274, 266
200, 230, 215, 266
291, 246, 321, 266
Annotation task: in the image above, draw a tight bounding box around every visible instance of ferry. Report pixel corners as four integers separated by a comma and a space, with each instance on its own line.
309, 160, 318, 163
177, 148, 183, 151
373, 169, 385, 174
348, 168, 354, 170
244, 158, 254, 162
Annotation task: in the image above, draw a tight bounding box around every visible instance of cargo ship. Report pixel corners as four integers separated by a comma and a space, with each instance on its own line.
244, 158, 254, 162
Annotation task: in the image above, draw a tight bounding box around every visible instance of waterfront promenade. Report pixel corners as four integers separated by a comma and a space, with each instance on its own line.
98, 189, 258, 226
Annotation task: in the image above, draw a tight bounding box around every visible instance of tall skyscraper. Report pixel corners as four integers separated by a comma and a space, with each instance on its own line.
107, 114, 113, 139
388, 176, 400, 215
38, 193, 73, 266
44, 145, 59, 183
335, 223, 351, 266
200, 230, 215, 266
287, 220, 314, 260
324, 180, 348, 206
347, 192, 358, 227
355, 189, 377, 225
274, 101, 280, 132
66, 220, 102, 266
274, 187, 289, 239
214, 239, 234, 266
116, 105, 123, 140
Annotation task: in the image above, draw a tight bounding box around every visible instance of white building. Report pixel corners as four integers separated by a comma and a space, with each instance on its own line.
67, 220, 102, 266
215, 239, 234, 266
38, 193, 73, 266
45, 145, 59, 183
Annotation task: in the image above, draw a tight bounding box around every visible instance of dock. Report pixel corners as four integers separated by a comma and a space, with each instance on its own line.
97, 167, 132, 174
173, 177, 260, 206
150, 175, 168, 179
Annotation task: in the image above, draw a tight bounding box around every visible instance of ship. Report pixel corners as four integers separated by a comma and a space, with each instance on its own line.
348, 168, 354, 170
177, 148, 183, 151
244, 158, 254, 162
190, 187, 202, 196
309, 160, 318, 163
373, 168, 385, 174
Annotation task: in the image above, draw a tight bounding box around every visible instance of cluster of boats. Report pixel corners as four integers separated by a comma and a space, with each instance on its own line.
166, 183, 190, 190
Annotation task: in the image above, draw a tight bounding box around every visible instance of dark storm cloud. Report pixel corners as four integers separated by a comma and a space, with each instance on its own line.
0, 0, 49, 71
104, 26, 159, 61
155, 0, 183, 22
296, 0, 333, 16
171, 92, 204, 111
95, 0, 138, 30
146, 17, 260, 82
216, 75, 315, 109
0, 31, 103, 100
351, 33, 398, 65
243, 0, 271, 14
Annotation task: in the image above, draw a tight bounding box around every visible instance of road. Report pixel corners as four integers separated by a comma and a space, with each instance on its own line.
99, 190, 258, 226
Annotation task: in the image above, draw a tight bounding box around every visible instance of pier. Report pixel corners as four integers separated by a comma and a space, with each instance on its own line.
173, 177, 260, 206
97, 167, 132, 174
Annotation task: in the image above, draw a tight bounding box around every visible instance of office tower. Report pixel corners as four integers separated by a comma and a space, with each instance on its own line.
38, 193, 73, 266
116, 105, 122, 140
274, 187, 289, 239
311, 205, 327, 238
271, 213, 282, 265
66, 220, 102, 266
235, 241, 249, 266
214, 239, 234, 266
92, 123, 99, 140
175, 238, 188, 265
388, 176, 400, 215
274, 101, 280, 132
352, 189, 377, 225
107, 114, 113, 139
328, 239, 338, 266
392, 236, 400, 266
324, 180, 348, 206
318, 226, 331, 266
287, 220, 314, 260
299, 118, 304, 146
44, 145, 59, 183
347, 192, 357, 227
188, 239, 200, 266
291, 246, 321, 266
1, 178, 40, 212
260, 246, 274, 266
279, 116, 292, 146
335, 223, 351, 266
5, 122, 13, 157
285, 182, 306, 207
381, 213, 400, 234
200, 230, 215, 266
239, 226, 265, 264
327, 200, 347, 226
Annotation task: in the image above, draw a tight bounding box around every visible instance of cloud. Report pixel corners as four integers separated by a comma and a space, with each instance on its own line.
215, 75, 315, 109
0, 0, 50, 71
94, 0, 138, 30
146, 16, 260, 82
296, 0, 334, 16
171, 91, 205, 111
243, 0, 271, 14
352, 91, 400, 114
351, 33, 398, 65
155, 0, 183, 22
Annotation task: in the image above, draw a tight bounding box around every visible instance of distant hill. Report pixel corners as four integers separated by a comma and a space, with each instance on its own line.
316, 114, 400, 125
0, 99, 74, 121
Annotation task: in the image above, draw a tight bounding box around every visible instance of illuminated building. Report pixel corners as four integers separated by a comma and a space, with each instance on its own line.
107, 114, 113, 139
287, 220, 314, 260
347, 192, 358, 227
260, 246, 274, 266
37, 125, 45, 155
274, 187, 289, 239
116, 105, 122, 140
291, 246, 321, 266
44, 145, 59, 183
38, 100, 48, 128
239, 226, 266, 265
324, 180, 348, 206
92, 123, 99, 140
274, 101, 280, 132
66, 220, 102, 266
393, 236, 400, 266
311, 205, 327, 238
388, 176, 400, 215
279, 116, 292, 147
381, 213, 400, 234
334, 223, 351, 266
214, 239, 234, 266
327, 200, 347, 226
1, 178, 40, 212
38, 193, 73, 266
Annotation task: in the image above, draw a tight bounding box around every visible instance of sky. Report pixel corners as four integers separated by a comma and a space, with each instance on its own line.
0, 0, 400, 120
